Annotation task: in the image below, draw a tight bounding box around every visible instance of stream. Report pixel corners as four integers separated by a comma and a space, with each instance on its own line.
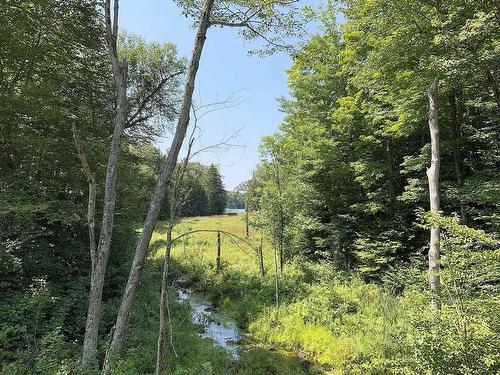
177, 289, 241, 360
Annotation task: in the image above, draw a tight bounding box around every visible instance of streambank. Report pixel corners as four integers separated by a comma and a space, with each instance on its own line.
174, 282, 322, 374
177, 288, 241, 360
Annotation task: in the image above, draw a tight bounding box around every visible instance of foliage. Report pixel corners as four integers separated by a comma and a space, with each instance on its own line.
205, 164, 227, 215
160, 162, 227, 219
0, 0, 183, 371
245, 0, 500, 279
226, 190, 245, 210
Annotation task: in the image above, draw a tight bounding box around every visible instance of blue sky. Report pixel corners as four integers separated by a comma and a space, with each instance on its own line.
120, 0, 326, 190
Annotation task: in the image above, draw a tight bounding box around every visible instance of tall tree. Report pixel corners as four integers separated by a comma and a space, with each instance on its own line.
103, 0, 215, 368
427, 79, 441, 310
205, 164, 227, 215
81, 0, 129, 366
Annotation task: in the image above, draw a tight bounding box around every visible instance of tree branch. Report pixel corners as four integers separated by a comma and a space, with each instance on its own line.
72, 124, 97, 268
126, 70, 184, 128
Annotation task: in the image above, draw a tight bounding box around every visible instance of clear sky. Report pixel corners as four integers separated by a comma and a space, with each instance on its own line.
120, 0, 322, 190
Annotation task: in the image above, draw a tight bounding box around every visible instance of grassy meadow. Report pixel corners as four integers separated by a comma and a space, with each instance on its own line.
114, 213, 499, 375
117, 213, 309, 375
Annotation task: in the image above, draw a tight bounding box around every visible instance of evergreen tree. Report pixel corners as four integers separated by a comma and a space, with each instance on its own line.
205, 164, 227, 215
180, 173, 209, 217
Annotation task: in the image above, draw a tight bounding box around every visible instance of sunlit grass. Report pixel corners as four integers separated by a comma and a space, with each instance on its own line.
151, 213, 274, 276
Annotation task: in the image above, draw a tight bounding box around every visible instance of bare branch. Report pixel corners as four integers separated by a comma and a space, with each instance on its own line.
126, 70, 184, 128
72, 125, 97, 268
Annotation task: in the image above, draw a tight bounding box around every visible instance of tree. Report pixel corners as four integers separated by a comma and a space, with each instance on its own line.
0, 1, 180, 370
427, 79, 441, 310
247, 0, 499, 281
226, 190, 245, 209
81, 1, 183, 366
103, 1, 215, 367
205, 164, 226, 215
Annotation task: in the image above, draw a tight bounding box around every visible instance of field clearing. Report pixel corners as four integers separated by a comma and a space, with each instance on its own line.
150, 213, 274, 276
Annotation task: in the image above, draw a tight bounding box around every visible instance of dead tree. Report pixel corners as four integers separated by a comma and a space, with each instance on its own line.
427, 78, 441, 310
103, 1, 215, 369
81, 0, 128, 367
72, 125, 97, 269
155, 98, 240, 375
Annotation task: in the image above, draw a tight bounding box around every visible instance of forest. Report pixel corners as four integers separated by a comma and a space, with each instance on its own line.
0, 0, 499, 374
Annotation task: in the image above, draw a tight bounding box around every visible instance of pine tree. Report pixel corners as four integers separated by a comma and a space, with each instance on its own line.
205, 164, 227, 215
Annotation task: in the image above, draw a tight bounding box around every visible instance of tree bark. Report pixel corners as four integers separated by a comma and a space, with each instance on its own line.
426, 79, 441, 311
216, 231, 221, 272
103, 0, 214, 369
486, 69, 500, 111
154, 223, 173, 375
155, 133, 194, 375
82, 0, 128, 367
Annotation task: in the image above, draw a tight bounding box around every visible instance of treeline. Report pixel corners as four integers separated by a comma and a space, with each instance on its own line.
246, 0, 499, 280
226, 189, 245, 209
160, 163, 227, 218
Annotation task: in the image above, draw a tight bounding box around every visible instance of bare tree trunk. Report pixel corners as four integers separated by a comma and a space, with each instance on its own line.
155, 133, 195, 375
279, 223, 284, 275
273, 242, 280, 308
245, 202, 249, 237
72, 125, 97, 268
103, 0, 214, 369
216, 231, 221, 272
259, 237, 265, 276
486, 69, 500, 111
427, 79, 441, 311
155, 223, 173, 375
82, 0, 128, 367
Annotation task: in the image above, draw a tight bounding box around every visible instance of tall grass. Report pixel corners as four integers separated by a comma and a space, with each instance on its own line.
149, 214, 499, 375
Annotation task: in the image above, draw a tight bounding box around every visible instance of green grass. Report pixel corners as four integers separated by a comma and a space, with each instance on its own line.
111, 213, 308, 374
111, 213, 499, 375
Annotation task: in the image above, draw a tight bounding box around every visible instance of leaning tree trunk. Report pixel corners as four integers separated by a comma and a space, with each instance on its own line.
82, 0, 128, 366
103, 0, 214, 370
82, 73, 127, 368
427, 78, 441, 311
72, 125, 97, 269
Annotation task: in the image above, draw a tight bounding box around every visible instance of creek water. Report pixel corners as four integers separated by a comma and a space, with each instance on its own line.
177, 289, 241, 360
